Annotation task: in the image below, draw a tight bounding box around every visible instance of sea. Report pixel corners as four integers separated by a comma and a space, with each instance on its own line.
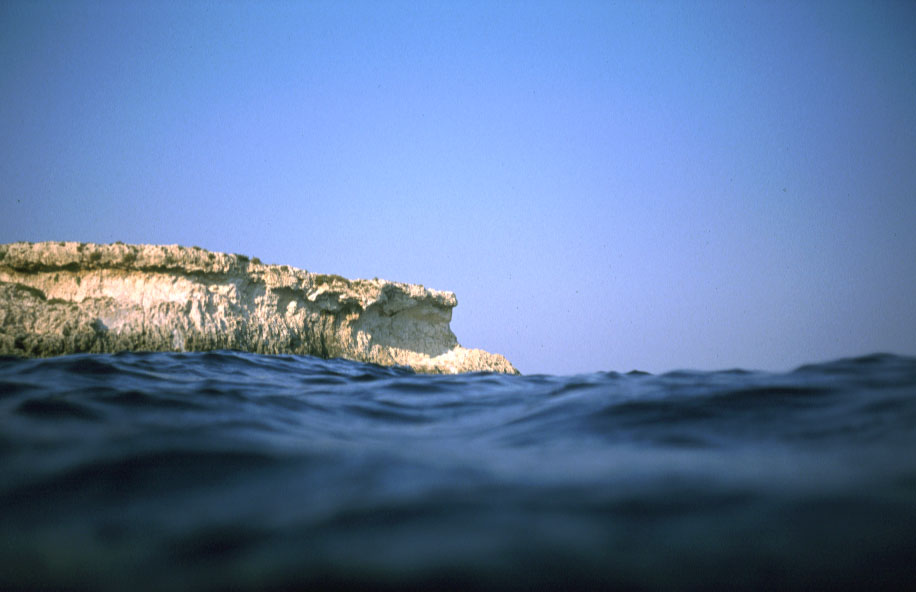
1, 351, 915, 591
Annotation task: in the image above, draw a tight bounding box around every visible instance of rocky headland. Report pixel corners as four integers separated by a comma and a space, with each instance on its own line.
0, 242, 517, 374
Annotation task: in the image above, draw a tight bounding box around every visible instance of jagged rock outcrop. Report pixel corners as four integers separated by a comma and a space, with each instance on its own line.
0, 242, 517, 374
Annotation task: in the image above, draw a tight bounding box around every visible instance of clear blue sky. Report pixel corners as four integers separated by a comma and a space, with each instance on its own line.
2, 0, 915, 374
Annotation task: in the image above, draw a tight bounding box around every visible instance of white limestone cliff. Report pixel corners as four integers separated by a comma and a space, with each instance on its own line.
0, 242, 517, 374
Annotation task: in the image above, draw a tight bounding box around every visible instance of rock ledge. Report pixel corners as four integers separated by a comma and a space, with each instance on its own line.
0, 242, 517, 374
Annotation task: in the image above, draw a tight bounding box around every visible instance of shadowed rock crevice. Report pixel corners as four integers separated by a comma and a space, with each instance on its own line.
0, 242, 517, 374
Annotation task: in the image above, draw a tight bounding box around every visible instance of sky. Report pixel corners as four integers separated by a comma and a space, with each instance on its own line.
2, 0, 915, 375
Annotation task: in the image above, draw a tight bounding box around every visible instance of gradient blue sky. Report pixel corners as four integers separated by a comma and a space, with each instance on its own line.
2, 0, 915, 374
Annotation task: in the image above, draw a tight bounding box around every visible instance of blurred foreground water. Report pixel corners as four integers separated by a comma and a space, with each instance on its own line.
2, 351, 915, 591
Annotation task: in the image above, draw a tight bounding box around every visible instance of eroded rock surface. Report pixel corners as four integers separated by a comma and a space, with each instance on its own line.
0, 242, 517, 374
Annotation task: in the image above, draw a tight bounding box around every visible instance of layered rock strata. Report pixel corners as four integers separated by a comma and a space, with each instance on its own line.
0, 242, 517, 374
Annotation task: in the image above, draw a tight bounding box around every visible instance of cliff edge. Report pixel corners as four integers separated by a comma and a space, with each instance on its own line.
0, 242, 517, 374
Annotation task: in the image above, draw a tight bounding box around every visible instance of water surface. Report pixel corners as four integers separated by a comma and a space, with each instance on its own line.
2, 352, 915, 590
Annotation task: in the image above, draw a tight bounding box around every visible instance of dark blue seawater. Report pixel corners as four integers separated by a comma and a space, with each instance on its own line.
2, 352, 916, 591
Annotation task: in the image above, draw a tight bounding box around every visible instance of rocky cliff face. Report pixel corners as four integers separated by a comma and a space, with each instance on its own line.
0, 242, 517, 374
